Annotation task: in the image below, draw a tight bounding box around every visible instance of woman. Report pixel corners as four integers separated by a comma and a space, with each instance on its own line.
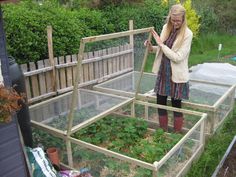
145, 4, 193, 132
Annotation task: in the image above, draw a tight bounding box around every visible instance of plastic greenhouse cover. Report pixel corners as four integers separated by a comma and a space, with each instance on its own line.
189, 63, 236, 97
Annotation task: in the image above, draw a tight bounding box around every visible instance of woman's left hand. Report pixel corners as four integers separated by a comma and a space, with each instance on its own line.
152, 29, 163, 46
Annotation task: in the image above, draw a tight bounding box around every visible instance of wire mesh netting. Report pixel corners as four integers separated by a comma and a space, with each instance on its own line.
94, 72, 233, 106
189, 81, 231, 106
71, 141, 153, 177
158, 125, 201, 177
94, 71, 156, 94
83, 31, 149, 73
29, 89, 129, 131
70, 100, 204, 177
29, 28, 208, 177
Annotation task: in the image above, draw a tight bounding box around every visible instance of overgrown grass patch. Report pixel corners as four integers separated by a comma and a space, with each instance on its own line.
186, 104, 236, 177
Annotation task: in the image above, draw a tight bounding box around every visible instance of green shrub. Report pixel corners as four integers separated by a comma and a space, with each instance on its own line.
183, 0, 200, 38
194, 4, 219, 33
103, 0, 167, 32
3, 1, 114, 63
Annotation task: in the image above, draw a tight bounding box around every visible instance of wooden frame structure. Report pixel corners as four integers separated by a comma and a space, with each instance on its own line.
29, 27, 208, 176
94, 71, 236, 136
29, 89, 206, 177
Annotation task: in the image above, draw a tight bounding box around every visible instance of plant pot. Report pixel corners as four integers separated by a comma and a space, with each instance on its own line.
46, 147, 60, 168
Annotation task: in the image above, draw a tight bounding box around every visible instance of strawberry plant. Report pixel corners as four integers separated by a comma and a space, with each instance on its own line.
73, 114, 183, 163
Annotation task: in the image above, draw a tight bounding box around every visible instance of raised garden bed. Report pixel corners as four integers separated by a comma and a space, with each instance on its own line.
29, 89, 206, 177
29, 28, 207, 177
94, 71, 236, 136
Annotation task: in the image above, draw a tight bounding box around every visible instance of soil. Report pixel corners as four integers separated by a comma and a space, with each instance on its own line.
216, 141, 236, 177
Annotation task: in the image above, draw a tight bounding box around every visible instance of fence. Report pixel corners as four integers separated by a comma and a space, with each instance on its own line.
21, 44, 133, 104
21, 21, 135, 104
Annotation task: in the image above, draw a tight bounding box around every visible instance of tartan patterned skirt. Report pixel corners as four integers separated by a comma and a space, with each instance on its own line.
154, 55, 189, 100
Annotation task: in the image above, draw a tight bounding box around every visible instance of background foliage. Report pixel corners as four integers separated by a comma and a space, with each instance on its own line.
2, 0, 235, 64
3, 1, 114, 63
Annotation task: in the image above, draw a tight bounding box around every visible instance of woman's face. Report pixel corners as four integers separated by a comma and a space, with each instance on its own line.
170, 15, 183, 29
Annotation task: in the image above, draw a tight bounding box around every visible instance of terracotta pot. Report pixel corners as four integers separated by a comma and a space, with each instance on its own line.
46, 147, 60, 167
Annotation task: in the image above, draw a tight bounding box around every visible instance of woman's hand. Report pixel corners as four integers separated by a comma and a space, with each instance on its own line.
144, 40, 154, 52
152, 29, 163, 46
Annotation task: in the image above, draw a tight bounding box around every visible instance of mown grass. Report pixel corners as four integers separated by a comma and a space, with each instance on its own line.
144, 33, 236, 177
189, 33, 236, 67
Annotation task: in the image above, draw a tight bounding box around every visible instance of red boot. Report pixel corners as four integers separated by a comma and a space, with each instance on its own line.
159, 115, 168, 131
174, 116, 184, 133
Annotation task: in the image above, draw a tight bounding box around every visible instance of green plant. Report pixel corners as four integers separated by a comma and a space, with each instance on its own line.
3, 1, 114, 63
74, 115, 184, 164
186, 105, 236, 177
103, 1, 167, 32
183, 0, 200, 38
0, 84, 24, 123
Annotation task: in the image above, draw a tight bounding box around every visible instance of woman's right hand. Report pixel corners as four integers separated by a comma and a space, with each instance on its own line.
144, 40, 153, 52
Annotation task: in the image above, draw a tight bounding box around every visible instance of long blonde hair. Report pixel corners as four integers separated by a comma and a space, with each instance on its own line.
163, 4, 187, 47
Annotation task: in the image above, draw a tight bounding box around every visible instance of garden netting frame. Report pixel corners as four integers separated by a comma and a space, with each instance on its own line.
29, 27, 208, 177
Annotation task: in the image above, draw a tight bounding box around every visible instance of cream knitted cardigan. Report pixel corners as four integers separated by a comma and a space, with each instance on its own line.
152, 24, 193, 83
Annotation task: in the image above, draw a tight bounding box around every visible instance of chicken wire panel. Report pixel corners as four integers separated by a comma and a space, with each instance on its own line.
72, 90, 129, 128
189, 81, 231, 106
71, 142, 153, 177
95, 72, 232, 107
71, 101, 205, 177
157, 125, 202, 177
32, 127, 68, 165
146, 106, 200, 132
94, 71, 156, 94
29, 89, 129, 131
213, 88, 235, 132
83, 31, 149, 73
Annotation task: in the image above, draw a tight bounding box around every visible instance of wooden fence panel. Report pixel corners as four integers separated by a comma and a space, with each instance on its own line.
21, 64, 32, 99
58, 56, 67, 90
21, 44, 133, 103
88, 52, 94, 81
120, 45, 124, 71
55, 57, 60, 91
93, 51, 99, 80
98, 49, 104, 79
107, 48, 113, 75
37, 60, 47, 95
44, 59, 53, 93
102, 49, 108, 77
83, 53, 89, 82
65, 55, 73, 88
71, 54, 77, 84
29, 62, 40, 98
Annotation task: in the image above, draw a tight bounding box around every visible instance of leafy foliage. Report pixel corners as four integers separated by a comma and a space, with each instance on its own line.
2, 1, 114, 63
0, 85, 24, 123
103, 1, 167, 32
73, 114, 183, 163
183, 0, 200, 38
186, 105, 236, 177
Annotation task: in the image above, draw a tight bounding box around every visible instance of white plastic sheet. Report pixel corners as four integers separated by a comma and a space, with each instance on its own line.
189, 63, 236, 97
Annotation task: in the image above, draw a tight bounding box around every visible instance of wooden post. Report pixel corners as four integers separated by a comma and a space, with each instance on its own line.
66, 139, 73, 167
47, 26, 56, 92
131, 101, 135, 117
129, 20, 134, 69
67, 39, 84, 135
134, 28, 153, 99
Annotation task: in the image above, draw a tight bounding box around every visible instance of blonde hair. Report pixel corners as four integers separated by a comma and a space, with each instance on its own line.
163, 4, 187, 47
